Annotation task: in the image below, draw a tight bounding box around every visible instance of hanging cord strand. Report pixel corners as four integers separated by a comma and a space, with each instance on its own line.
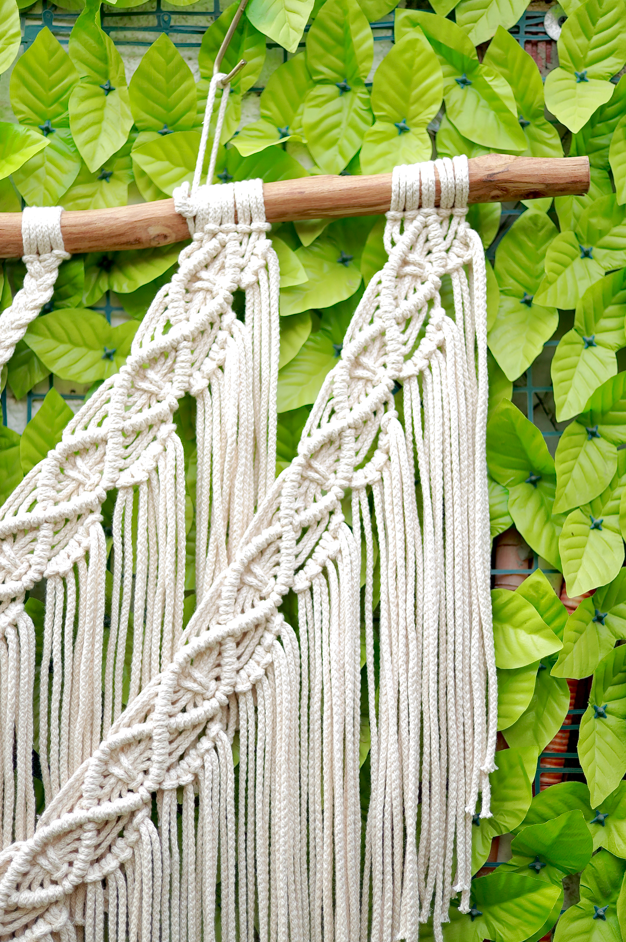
0, 206, 69, 370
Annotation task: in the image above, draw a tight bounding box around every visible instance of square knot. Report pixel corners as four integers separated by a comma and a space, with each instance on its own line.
303, 457, 330, 487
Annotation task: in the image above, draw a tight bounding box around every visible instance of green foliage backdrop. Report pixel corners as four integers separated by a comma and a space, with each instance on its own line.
2, 0, 626, 937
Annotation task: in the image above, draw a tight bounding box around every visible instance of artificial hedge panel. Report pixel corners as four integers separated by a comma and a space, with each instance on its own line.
1, 0, 626, 938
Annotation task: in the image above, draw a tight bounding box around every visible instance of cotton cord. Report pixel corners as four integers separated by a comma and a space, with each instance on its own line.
0, 156, 495, 942
0, 206, 69, 369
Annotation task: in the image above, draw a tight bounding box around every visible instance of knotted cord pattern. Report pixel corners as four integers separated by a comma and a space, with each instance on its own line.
0, 155, 495, 942
0, 207, 69, 370
0, 176, 279, 849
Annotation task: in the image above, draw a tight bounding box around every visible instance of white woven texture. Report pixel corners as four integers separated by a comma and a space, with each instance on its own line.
0, 151, 495, 942
0, 206, 69, 371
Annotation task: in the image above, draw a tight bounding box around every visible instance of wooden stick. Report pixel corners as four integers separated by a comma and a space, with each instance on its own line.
0, 154, 589, 256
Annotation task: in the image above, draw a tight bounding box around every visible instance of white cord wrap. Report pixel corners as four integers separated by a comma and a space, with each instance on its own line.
0, 154, 495, 942
0, 206, 69, 370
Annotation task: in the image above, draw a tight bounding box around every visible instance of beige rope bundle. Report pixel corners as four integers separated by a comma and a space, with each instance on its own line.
0, 144, 495, 942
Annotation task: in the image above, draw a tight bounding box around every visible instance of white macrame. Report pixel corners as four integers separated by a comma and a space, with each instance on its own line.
0, 145, 496, 942
0, 206, 69, 371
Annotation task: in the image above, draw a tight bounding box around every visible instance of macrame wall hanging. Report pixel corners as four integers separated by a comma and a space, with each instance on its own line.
0, 45, 588, 942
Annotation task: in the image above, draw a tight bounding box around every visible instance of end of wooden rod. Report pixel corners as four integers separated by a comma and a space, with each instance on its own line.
467, 154, 590, 204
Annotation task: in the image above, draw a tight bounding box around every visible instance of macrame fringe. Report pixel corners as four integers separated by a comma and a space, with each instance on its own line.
0, 153, 495, 942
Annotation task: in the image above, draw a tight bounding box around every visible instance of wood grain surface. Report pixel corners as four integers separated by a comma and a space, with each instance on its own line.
0, 154, 590, 256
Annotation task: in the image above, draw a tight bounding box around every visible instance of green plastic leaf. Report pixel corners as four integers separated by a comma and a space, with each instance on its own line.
519, 780, 626, 860
276, 405, 310, 473
0, 426, 22, 504
520, 781, 596, 829
487, 349, 513, 415
579, 645, 626, 806
492, 588, 562, 670
0, 122, 49, 181
219, 145, 308, 185
455, 0, 528, 46
560, 453, 626, 597
0, 0, 20, 76
483, 27, 563, 159
360, 31, 441, 175
247, 0, 314, 54
233, 56, 313, 156
280, 232, 362, 316
488, 475, 512, 542
571, 75, 626, 172
552, 270, 626, 422
61, 152, 133, 211
545, 0, 626, 133
279, 311, 312, 369
516, 568, 569, 640
504, 666, 570, 752
132, 130, 202, 195
545, 68, 614, 136
579, 372, 626, 445
83, 244, 181, 305
560, 508, 624, 598
577, 194, 626, 271
555, 167, 613, 235
435, 113, 490, 161
277, 288, 363, 412
128, 34, 196, 133
198, 4, 266, 93
272, 237, 307, 290
277, 331, 337, 412
558, 0, 626, 79
10, 27, 79, 128
487, 400, 562, 568
467, 203, 501, 252
554, 422, 617, 515
360, 216, 386, 286
0, 177, 20, 212
370, 31, 442, 126
454, 872, 560, 942
7, 340, 50, 400
303, 82, 372, 176
553, 570, 626, 679
118, 264, 176, 321
68, 15, 132, 172
554, 850, 626, 941
20, 388, 73, 476
489, 211, 558, 381
109, 245, 183, 296
306, 0, 373, 84
13, 130, 81, 207
395, 11, 526, 153
487, 399, 555, 487
24, 310, 138, 384
610, 114, 626, 205
471, 747, 534, 873
534, 230, 605, 308
69, 81, 133, 174
497, 662, 539, 731
508, 810, 593, 883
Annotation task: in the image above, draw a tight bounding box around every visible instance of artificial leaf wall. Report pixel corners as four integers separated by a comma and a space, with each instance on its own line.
3, 0, 626, 938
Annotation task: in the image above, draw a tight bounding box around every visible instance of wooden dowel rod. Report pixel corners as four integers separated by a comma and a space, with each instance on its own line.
0, 154, 589, 257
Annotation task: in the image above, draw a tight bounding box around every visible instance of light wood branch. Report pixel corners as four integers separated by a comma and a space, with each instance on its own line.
0, 154, 589, 256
